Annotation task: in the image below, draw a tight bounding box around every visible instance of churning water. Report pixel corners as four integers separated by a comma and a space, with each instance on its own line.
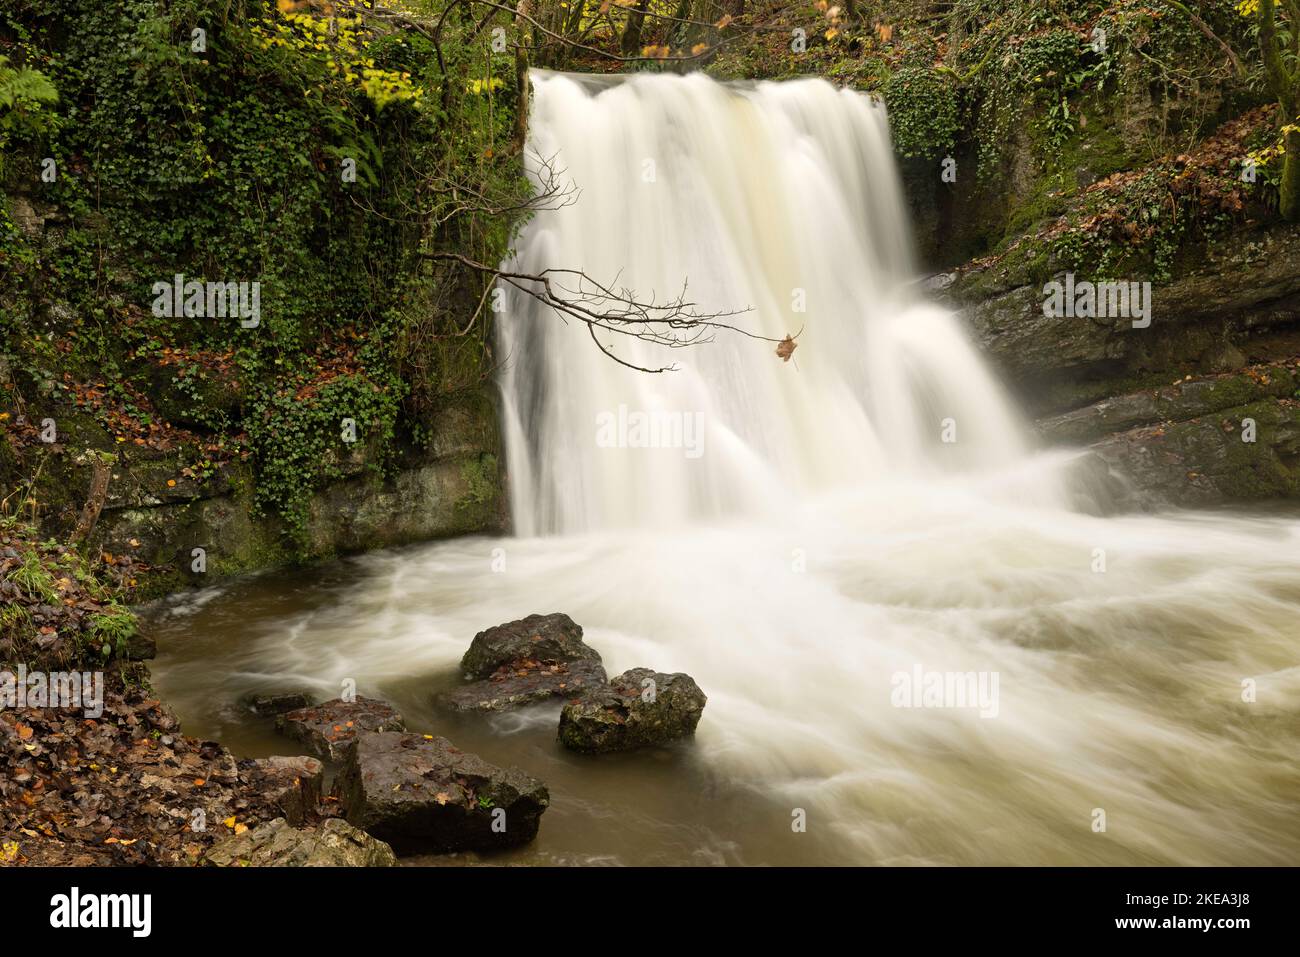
150, 71, 1300, 865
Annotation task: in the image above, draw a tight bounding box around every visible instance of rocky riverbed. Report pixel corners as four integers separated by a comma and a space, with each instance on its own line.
2, 612, 708, 866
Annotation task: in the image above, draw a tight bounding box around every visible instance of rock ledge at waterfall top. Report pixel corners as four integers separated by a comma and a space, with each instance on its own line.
441, 613, 607, 712
335, 731, 549, 854
559, 668, 707, 754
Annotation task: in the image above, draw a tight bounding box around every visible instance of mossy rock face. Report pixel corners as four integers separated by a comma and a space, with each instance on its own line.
1088, 398, 1300, 506
81, 385, 505, 597
949, 224, 1300, 415
1038, 363, 1300, 446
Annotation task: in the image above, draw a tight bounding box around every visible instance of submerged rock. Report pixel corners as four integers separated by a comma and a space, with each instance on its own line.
439, 658, 607, 713
204, 817, 397, 867
460, 612, 601, 679
241, 755, 324, 826
275, 696, 405, 761
335, 731, 549, 854
558, 668, 706, 754
245, 691, 316, 716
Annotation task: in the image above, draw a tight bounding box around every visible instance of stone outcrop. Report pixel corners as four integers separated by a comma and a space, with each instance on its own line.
947, 225, 1300, 417
8, 387, 505, 600
1036, 362, 1300, 506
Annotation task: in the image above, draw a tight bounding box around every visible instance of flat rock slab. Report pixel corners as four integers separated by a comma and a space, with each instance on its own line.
240, 755, 324, 826
460, 612, 601, 680
275, 696, 405, 761
204, 817, 397, 867
335, 731, 549, 854
559, 668, 707, 753
438, 658, 607, 713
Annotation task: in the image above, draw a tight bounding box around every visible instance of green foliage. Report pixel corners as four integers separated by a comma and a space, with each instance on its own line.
248, 369, 403, 539
9, 548, 59, 602
88, 607, 138, 661
1, 0, 526, 556
0, 52, 57, 160
883, 66, 959, 159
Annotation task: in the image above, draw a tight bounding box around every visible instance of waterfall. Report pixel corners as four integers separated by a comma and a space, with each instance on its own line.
151, 69, 1300, 866
499, 70, 1053, 536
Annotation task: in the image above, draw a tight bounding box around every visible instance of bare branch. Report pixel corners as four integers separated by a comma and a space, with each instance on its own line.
420, 251, 775, 373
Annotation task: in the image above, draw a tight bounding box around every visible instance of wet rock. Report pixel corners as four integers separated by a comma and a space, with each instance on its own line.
275, 696, 405, 761
204, 817, 397, 867
335, 731, 549, 854
1198, 341, 1247, 374
438, 659, 607, 713
242, 755, 324, 826
948, 224, 1300, 414
1088, 398, 1300, 506
245, 691, 317, 716
558, 668, 707, 754
1036, 363, 1300, 446
460, 612, 601, 680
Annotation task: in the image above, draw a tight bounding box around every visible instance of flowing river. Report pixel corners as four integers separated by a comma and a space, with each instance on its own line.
147, 71, 1300, 866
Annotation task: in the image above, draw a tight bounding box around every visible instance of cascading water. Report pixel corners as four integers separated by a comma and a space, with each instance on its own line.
150, 70, 1300, 866
499, 71, 1052, 535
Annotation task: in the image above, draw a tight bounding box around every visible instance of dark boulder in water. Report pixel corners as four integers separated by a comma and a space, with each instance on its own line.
438, 658, 608, 713
441, 613, 607, 712
275, 696, 405, 761
558, 668, 706, 754
245, 691, 316, 716
460, 612, 602, 680
335, 731, 549, 854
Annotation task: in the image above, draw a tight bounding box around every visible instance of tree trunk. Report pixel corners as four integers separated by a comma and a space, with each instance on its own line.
1259, 0, 1300, 221
71, 455, 113, 545
1282, 126, 1300, 222
621, 0, 651, 57
514, 1, 531, 151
